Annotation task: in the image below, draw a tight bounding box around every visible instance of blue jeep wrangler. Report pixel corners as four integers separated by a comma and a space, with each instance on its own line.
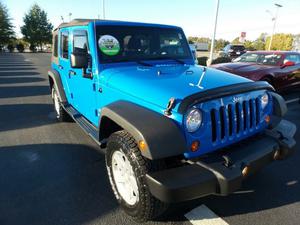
48, 19, 296, 222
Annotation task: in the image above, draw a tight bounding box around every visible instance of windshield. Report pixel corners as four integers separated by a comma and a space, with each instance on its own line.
234, 53, 283, 65
96, 25, 192, 64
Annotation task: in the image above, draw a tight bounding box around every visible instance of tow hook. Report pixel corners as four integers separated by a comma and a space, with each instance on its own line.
222, 155, 233, 168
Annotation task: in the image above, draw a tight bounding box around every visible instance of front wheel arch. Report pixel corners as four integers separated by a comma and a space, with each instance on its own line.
261, 75, 276, 89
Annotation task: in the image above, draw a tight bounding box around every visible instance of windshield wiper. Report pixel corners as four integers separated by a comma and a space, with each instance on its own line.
103, 59, 153, 66
149, 57, 186, 65
135, 60, 154, 67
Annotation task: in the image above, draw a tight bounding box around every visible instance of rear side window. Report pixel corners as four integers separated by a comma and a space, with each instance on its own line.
61, 32, 69, 59
284, 54, 300, 64
53, 34, 58, 57
73, 30, 88, 53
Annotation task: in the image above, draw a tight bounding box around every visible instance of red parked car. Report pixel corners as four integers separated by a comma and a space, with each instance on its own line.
211, 51, 300, 90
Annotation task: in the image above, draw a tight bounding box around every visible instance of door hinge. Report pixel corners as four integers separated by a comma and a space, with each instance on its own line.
95, 109, 98, 117
93, 83, 96, 91
71, 93, 74, 99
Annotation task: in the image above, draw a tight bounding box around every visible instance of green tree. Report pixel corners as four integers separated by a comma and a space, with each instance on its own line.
0, 1, 15, 47
231, 37, 243, 45
252, 33, 267, 50
244, 40, 255, 50
188, 36, 211, 44
21, 4, 53, 51
265, 33, 294, 51
215, 39, 229, 51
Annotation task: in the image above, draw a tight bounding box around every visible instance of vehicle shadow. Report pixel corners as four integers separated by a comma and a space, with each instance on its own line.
0, 104, 55, 132
0, 77, 45, 84
0, 86, 50, 99
0, 71, 40, 76
0, 143, 117, 225
0, 67, 36, 71
0, 63, 34, 66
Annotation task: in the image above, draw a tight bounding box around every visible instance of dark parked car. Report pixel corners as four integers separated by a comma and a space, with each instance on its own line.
211, 51, 300, 90
220, 44, 246, 59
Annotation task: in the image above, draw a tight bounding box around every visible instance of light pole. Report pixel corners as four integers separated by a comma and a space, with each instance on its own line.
68, 13, 72, 22
267, 3, 283, 51
208, 0, 220, 66
102, 0, 106, 19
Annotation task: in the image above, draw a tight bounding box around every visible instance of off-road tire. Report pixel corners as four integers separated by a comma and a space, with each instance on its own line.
106, 130, 168, 222
51, 86, 70, 122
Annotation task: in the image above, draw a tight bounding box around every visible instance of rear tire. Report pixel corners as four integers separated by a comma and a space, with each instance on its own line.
106, 130, 168, 222
51, 86, 70, 122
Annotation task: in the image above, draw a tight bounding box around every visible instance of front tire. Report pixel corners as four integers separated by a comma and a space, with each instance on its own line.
51, 86, 70, 122
106, 130, 168, 222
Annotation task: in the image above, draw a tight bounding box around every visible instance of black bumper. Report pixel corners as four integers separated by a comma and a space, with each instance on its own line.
146, 120, 296, 203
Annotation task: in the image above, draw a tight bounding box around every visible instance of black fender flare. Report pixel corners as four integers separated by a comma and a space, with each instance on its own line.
48, 69, 67, 104
99, 101, 187, 160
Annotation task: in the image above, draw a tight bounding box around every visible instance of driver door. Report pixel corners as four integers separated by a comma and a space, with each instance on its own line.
69, 29, 98, 125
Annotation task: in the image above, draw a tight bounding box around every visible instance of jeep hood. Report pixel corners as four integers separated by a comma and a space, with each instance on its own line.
102, 64, 250, 111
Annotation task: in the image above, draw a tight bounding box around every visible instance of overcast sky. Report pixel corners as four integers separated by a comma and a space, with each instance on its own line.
4, 0, 300, 41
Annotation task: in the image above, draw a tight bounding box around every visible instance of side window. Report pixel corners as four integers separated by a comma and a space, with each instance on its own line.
73, 30, 88, 54
53, 34, 58, 57
284, 54, 300, 64
61, 32, 69, 59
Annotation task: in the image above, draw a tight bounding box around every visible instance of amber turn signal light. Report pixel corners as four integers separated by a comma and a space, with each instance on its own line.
138, 141, 147, 151
191, 141, 200, 152
265, 115, 270, 123
242, 166, 250, 177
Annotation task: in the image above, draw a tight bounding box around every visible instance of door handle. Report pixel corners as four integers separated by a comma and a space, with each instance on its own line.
58, 65, 63, 69
69, 70, 76, 76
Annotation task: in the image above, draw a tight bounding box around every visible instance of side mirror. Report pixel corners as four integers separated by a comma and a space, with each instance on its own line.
70, 52, 88, 68
281, 60, 295, 68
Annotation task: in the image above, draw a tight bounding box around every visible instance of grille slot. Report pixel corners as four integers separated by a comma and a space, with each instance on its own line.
211, 109, 217, 142
228, 104, 233, 136
210, 97, 261, 143
235, 103, 240, 134
255, 98, 260, 125
249, 100, 253, 128
220, 106, 226, 139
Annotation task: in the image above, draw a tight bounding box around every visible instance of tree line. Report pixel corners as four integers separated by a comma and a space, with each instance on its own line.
0, 1, 53, 52
189, 32, 297, 52
1, 0, 298, 53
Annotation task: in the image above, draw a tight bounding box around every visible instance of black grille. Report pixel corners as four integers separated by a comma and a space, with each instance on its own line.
210, 98, 261, 142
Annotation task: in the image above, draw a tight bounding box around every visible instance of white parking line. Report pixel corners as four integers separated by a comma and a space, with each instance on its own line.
185, 204, 229, 225
285, 98, 299, 104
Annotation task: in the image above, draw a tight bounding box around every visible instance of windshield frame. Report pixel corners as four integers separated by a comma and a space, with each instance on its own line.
95, 25, 193, 65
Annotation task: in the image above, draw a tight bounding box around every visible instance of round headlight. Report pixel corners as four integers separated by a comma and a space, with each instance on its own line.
186, 109, 202, 133
261, 93, 269, 109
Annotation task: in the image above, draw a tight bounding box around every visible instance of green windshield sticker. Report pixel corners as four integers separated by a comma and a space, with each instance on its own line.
98, 35, 120, 56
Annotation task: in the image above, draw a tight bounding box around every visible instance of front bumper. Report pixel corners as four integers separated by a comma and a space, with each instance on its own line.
146, 119, 296, 203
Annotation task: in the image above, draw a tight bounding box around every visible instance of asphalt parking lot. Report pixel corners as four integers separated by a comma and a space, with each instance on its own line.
0, 53, 299, 225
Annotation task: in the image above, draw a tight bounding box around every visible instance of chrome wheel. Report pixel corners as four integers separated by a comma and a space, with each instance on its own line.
111, 150, 139, 206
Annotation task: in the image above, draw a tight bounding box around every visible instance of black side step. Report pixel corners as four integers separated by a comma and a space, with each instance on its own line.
63, 104, 107, 148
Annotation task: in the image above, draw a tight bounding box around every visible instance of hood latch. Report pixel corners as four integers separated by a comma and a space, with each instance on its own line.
164, 97, 176, 116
